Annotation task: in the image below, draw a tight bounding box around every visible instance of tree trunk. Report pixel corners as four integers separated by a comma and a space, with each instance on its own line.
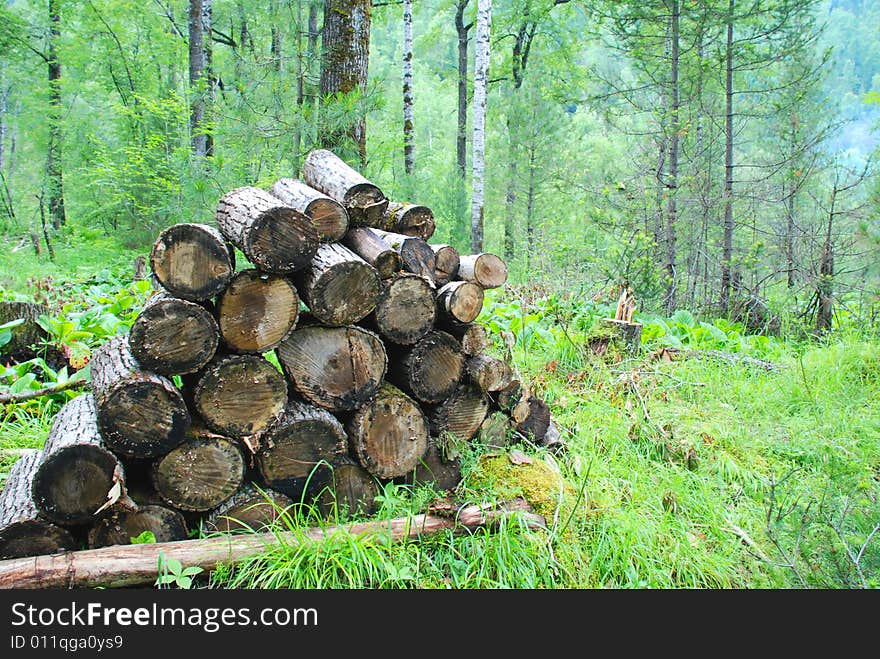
189, 0, 214, 158
436, 280, 484, 324
216, 269, 301, 353
387, 330, 464, 404
149, 223, 236, 302
294, 243, 381, 326
0, 450, 76, 560
151, 429, 246, 512
269, 178, 350, 242
347, 383, 429, 480
256, 400, 348, 498
90, 336, 190, 459
31, 394, 129, 526
466, 354, 512, 393
455, 0, 471, 177
216, 186, 319, 274
319, 0, 372, 164
367, 272, 436, 345
720, 0, 735, 312
316, 460, 379, 518
340, 226, 402, 279
203, 483, 295, 533
302, 148, 388, 226
402, 0, 415, 174
191, 353, 288, 439
664, 0, 680, 315
46, 0, 65, 229
470, 0, 491, 253
370, 229, 436, 281
88, 504, 188, 549
128, 292, 220, 376
382, 201, 436, 240
431, 244, 461, 287
276, 324, 387, 412
457, 252, 507, 289
429, 383, 489, 442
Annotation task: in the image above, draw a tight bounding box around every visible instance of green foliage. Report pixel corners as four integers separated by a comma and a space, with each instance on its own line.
131, 531, 157, 545
156, 552, 204, 590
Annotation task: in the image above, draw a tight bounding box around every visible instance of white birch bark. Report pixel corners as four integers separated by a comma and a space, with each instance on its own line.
403, 0, 415, 174
471, 0, 491, 253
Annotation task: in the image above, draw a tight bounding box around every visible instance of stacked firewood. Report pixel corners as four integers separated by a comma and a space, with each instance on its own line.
0, 149, 554, 561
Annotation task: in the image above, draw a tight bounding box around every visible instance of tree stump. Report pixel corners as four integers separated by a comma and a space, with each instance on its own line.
216, 269, 300, 353
149, 223, 235, 302
593, 318, 643, 356
0, 301, 50, 363
269, 178, 349, 242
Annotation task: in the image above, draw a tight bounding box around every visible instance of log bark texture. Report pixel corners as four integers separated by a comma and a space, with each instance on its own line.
31, 394, 128, 526
216, 186, 318, 274
90, 335, 190, 459
346, 383, 429, 480
457, 252, 508, 289
0, 301, 50, 363
0, 450, 76, 560
382, 202, 435, 240
302, 149, 387, 226
149, 223, 235, 302
429, 383, 490, 442
431, 244, 460, 287
371, 229, 435, 281
0, 500, 543, 588
269, 178, 349, 242
128, 292, 219, 375
203, 483, 294, 533
316, 461, 379, 519
436, 280, 484, 324
387, 330, 464, 404
597, 318, 643, 356
276, 325, 387, 412
368, 272, 436, 345
88, 504, 188, 548
340, 227, 402, 280
510, 393, 551, 442
294, 243, 381, 326
216, 269, 300, 353
192, 354, 288, 438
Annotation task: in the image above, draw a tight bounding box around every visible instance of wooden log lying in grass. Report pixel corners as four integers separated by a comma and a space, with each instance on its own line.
302, 149, 388, 227
340, 227, 402, 279
276, 325, 387, 412
90, 335, 190, 459
382, 201, 436, 240
216, 269, 300, 353
192, 354, 288, 439
387, 330, 464, 404
510, 393, 552, 443
436, 281, 484, 325
203, 484, 295, 533
316, 461, 379, 518
88, 504, 188, 549
367, 272, 436, 345
457, 253, 508, 289
0, 450, 76, 560
128, 292, 219, 375
269, 178, 349, 242
371, 229, 436, 281
346, 383, 429, 480
31, 394, 129, 526
431, 244, 460, 287
0, 499, 543, 589
294, 243, 381, 326
216, 186, 319, 274
429, 383, 490, 442
149, 223, 235, 302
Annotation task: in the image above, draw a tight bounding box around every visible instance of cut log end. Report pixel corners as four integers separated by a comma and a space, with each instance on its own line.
459, 253, 508, 289
437, 281, 485, 324
88, 505, 188, 548
203, 485, 295, 533
371, 273, 436, 345
248, 206, 319, 273
389, 330, 464, 404
431, 244, 461, 286
217, 269, 300, 353
149, 223, 235, 302
32, 445, 120, 526
298, 244, 381, 326
317, 462, 379, 518
430, 384, 490, 443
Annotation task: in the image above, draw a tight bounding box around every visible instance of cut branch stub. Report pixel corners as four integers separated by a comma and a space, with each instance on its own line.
192, 354, 288, 439
88, 504, 188, 549
436, 280, 484, 324
340, 227, 403, 280
294, 243, 381, 326
216, 269, 300, 353
216, 186, 319, 274
371, 229, 436, 281
457, 253, 508, 289
347, 384, 429, 480
302, 149, 388, 227
431, 244, 461, 287
151, 430, 246, 512
269, 178, 350, 242
388, 330, 464, 404
0, 450, 76, 560
383, 202, 436, 240
203, 483, 295, 533
429, 383, 490, 442
128, 292, 219, 376
31, 394, 129, 526
90, 336, 190, 459
276, 325, 387, 412
149, 223, 235, 302
369, 272, 436, 345
256, 400, 348, 498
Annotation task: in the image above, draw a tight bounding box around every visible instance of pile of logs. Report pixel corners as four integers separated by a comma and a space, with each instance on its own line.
0, 149, 554, 561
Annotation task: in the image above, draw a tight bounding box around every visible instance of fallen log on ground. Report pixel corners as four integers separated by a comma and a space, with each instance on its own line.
0, 499, 544, 589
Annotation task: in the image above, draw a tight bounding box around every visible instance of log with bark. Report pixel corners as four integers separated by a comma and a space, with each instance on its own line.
382, 201, 436, 240
0, 450, 76, 560
151, 429, 246, 512
31, 394, 129, 526
216, 186, 319, 274
466, 354, 513, 394
593, 318, 642, 356
0, 301, 50, 363
371, 229, 436, 281
216, 269, 300, 353
294, 243, 381, 326
269, 177, 349, 242
428, 383, 490, 443
340, 227, 402, 279
128, 292, 219, 375
90, 335, 190, 459
203, 483, 295, 533
149, 223, 235, 302
302, 149, 388, 227
191, 354, 288, 439
457, 252, 508, 289
276, 324, 387, 412
431, 243, 460, 287
436, 280, 484, 325
367, 272, 436, 345
510, 392, 552, 443
88, 504, 188, 549
0, 500, 543, 588
256, 400, 348, 498
387, 330, 464, 404
346, 383, 430, 480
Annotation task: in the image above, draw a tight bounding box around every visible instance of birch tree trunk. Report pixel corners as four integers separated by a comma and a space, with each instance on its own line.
470, 0, 491, 254
402, 0, 415, 174
189, 0, 213, 159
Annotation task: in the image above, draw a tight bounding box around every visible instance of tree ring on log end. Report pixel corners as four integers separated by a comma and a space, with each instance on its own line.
31, 446, 120, 525
88, 504, 188, 548
217, 270, 300, 353
149, 223, 235, 301
308, 260, 381, 326
0, 520, 75, 560
246, 207, 319, 273
129, 296, 219, 375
